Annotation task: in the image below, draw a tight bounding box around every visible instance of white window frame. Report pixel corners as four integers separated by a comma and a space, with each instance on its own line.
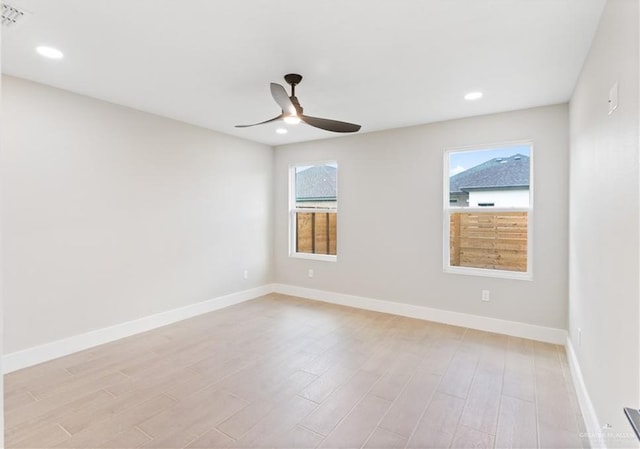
443, 141, 534, 280
289, 160, 338, 262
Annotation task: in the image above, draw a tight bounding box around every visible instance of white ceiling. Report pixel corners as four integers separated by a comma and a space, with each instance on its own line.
2, 0, 605, 146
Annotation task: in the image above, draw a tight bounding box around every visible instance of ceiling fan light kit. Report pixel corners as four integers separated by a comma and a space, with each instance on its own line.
283, 115, 301, 125
236, 74, 361, 133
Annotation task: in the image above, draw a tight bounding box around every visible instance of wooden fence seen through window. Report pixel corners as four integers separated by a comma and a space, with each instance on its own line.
296, 212, 337, 255
450, 212, 527, 272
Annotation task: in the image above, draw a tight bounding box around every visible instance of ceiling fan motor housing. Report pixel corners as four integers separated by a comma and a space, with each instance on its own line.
284, 73, 303, 86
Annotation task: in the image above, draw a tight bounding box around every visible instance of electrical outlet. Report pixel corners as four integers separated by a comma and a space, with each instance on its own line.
243, 270, 248, 280
481, 290, 490, 302
308, 269, 314, 278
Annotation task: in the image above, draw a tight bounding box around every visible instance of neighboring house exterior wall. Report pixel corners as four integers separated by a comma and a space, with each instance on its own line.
449, 193, 469, 206
468, 188, 529, 207
295, 200, 336, 209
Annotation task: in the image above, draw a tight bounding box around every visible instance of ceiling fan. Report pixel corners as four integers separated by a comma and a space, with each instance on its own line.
235, 74, 361, 133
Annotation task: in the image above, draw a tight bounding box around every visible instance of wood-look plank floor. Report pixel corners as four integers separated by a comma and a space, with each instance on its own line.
4, 294, 589, 449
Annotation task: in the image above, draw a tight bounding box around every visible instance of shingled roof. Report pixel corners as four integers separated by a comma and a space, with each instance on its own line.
296, 165, 337, 201
450, 154, 530, 194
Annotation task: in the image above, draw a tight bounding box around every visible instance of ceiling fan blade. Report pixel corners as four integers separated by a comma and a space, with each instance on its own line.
270, 83, 296, 115
235, 114, 283, 128
300, 115, 361, 133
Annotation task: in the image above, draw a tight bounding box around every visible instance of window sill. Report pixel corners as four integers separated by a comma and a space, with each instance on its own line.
290, 252, 337, 262
444, 265, 532, 281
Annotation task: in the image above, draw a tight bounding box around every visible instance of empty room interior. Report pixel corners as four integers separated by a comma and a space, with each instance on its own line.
0, 0, 639, 448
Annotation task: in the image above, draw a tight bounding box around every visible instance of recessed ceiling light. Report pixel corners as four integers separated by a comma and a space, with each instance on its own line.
276, 128, 288, 134
464, 91, 483, 101
36, 46, 64, 59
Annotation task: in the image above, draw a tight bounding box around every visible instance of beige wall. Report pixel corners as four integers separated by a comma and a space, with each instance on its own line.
275, 104, 569, 329
1, 76, 274, 353
0, 41, 4, 449
569, 0, 640, 446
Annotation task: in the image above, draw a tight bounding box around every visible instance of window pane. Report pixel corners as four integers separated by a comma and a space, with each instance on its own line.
296, 212, 337, 255
296, 212, 313, 253
449, 146, 530, 208
295, 163, 337, 209
292, 161, 338, 258
449, 211, 528, 272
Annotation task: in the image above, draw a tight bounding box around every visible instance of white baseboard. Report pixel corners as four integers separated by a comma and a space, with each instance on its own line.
2, 284, 275, 374
273, 284, 567, 344
565, 337, 606, 449
3, 283, 567, 374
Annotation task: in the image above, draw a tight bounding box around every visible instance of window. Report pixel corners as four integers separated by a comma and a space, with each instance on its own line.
444, 143, 532, 279
289, 161, 337, 261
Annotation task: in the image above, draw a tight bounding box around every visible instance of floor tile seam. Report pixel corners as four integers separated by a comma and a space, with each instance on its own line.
310, 347, 408, 447
405, 327, 495, 448
358, 355, 428, 449
536, 344, 586, 442
214, 380, 320, 441
532, 345, 543, 449
56, 392, 178, 444
57, 423, 73, 438
134, 425, 155, 441
402, 327, 469, 449
456, 340, 506, 438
